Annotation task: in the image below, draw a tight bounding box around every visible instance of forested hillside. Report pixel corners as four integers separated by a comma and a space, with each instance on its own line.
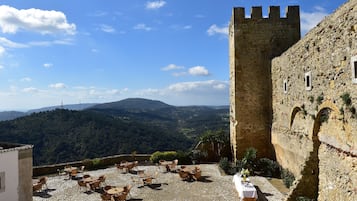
0, 98, 229, 166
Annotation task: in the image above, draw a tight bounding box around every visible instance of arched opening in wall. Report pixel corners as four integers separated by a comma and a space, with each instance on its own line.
308, 107, 332, 200
290, 106, 302, 128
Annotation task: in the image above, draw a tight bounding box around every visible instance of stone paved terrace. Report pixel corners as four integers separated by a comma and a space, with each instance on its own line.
33, 164, 286, 201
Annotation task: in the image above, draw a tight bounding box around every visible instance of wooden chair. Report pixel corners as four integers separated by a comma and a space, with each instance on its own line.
70, 169, 78, 179
123, 184, 132, 198
100, 192, 113, 201
32, 182, 43, 193
39, 176, 48, 190
143, 177, 153, 185
178, 170, 190, 181
77, 180, 89, 192
113, 192, 127, 201
193, 170, 202, 181
89, 180, 101, 191
79, 165, 85, 173
98, 175, 106, 185
168, 159, 178, 172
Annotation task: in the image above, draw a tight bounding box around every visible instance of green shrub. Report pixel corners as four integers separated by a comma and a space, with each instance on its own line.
281, 168, 295, 188
340, 93, 352, 106
242, 147, 257, 170
256, 158, 281, 177
219, 157, 230, 173
150, 151, 178, 163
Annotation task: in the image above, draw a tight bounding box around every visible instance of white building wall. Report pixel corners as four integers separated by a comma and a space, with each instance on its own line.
0, 150, 19, 201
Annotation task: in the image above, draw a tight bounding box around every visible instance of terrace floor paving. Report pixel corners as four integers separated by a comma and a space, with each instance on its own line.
33, 164, 286, 201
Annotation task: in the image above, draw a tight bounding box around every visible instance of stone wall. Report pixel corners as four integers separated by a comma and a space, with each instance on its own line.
271, 0, 357, 200
229, 6, 300, 160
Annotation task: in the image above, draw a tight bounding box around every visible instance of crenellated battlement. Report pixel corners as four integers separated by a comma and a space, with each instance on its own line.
232, 6, 299, 23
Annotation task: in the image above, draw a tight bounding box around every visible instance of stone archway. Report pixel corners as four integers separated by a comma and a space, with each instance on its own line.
288, 101, 337, 201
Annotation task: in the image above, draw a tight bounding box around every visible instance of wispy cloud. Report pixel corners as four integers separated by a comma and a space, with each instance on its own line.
43, 63, 53, 68
0, 5, 76, 35
99, 24, 116, 33
301, 6, 328, 35
170, 24, 192, 30
133, 23, 152, 31
0, 65, 3, 70
0, 46, 5, 56
0, 37, 28, 48
188, 66, 209, 76
146, 1, 166, 10
20, 77, 32, 82
207, 24, 228, 36
49, 83, 66, 89
161, 64, 184, 71
23, 87, 39, 93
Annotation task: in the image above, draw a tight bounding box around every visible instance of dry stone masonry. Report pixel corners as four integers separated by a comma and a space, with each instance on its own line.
230, 0, 357, 200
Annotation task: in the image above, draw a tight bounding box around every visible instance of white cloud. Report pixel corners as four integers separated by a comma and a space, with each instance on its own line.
170, 25, 192, 30
0, 65, 3, 69
28, 38, 74, 47
0, 5, 76, 35
207, 24, 228, 36
20, 77, 32, 82
43, 63, 53, 68
301, 7, 328, 35
0, 46, 5, 56
49, 83, 66, 89
100, 24, 115, 33
133, 24, 152, 31
23, 87, 39, 93
0, 37, 28, 48
188, 66, 209, 76
146, 1, 166, 10
172, 72, 187, 77
161, 64, 184, 71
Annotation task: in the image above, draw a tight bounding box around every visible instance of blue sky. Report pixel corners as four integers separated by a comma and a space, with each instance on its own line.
0, 0, 347, 111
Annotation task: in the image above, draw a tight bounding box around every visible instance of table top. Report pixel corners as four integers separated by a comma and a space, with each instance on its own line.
232, 174, 257, 199
64, 167, 78, 172
107, 187, 124, 195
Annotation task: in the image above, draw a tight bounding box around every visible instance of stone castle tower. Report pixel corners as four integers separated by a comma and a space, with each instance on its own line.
229, 6, 301, 160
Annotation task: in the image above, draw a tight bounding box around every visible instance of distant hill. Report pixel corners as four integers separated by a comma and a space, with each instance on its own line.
0, 111, 26, 121
0, 103, 97, 121
90, 98, 173, 111
0, 98, 229, 166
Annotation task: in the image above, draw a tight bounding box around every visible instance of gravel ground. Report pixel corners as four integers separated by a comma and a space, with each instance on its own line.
33, 164, 285, 201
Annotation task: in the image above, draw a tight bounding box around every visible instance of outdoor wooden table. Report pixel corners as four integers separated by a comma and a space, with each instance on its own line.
232, 174, 257, 201
64, 167, 77, 173
107, 187, 124, 195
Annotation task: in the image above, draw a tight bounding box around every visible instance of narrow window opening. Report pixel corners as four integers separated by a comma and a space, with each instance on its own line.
352, 55, 357, 84
283, 79, 288, 94
305, 71, 312, 90
354, 61, 357, 79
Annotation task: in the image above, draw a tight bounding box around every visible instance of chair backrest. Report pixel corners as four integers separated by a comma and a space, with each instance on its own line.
80, 166, 85, 172
194, 170, 202, 180
78, 180, 87, 187
98, 175, 106, 182
124, 184, 132, 193
173, 159, 178, 165
39, 176, 47, 185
